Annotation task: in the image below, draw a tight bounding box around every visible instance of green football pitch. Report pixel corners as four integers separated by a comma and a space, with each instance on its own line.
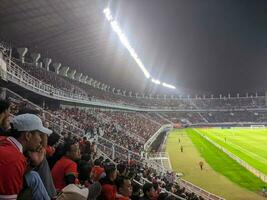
166, 128, 267, 200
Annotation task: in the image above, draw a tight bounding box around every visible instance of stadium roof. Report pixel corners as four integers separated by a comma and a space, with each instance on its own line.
1, 0, 267, 96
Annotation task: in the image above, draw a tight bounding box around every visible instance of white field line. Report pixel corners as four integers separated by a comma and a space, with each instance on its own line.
193, 128, 267, 183
208, 129, 267, 166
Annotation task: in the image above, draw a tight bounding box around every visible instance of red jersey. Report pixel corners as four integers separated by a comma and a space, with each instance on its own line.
91, 165, 104, 181
116, 196, 131, 200
51, 156, 78, 191
0, 136, 27, 200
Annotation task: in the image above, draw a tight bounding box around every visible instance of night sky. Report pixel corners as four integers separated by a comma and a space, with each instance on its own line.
108, 0, 267, 95
1, 0, 267, 96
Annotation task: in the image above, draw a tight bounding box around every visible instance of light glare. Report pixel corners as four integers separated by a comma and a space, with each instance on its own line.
151, 78, 161, 84
162, 82, 176, 89
103, 7, 176, 89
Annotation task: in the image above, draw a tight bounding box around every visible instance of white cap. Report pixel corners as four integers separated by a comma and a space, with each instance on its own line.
11, 114, 52, 135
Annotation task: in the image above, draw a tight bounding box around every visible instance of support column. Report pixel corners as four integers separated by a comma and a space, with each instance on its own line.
101, 84, 106, 90
67, 69, 76, 79
96, 82, 101, 89
38, 62, 43, 68
30, 53, 41, 67
92, 80, 98, 88
17, 47, 28, 63
74, 72, 83, 82
53, 63, 61, 74
87, 78, 93, 85
43, 58, 52, 71
103, 85, 108, 91
80, 75, 88, 83
59, 66, 69, 77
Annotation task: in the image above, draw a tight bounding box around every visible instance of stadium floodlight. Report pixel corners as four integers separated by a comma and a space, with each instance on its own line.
103, 7, 151, 79
103, 8, 113, 21
162, 82, 176, 89
151, 78, 161, 85
103, 7, 177, 88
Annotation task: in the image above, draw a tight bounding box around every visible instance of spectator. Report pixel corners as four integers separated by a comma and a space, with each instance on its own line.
0, 99, 10, 133
52, 140, 81, 191
116, 176, 132, 200
0, 114, 52, 200
91, 159, 105, 182
98, 164, 117, 200
46, 132, 61, 157
131, 183, 141, 200
141, 183, 155, 200
117, 163, 127, 177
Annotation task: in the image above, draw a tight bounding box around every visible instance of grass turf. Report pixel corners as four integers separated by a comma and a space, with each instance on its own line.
166, 129, 267, 200
186, 128, 266, 191
195, 128, 267, 175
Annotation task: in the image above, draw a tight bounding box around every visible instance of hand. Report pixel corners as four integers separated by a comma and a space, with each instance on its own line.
28, 147, 45, 167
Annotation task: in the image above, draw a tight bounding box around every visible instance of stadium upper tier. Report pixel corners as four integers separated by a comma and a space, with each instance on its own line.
12, 57, 266, 110
0, 44, 266, 111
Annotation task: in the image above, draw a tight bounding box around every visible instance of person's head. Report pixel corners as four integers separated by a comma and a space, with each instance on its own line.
94, 159, 102, 166
131, 182, 141, 197
83, 136, 87, 141
104, 164, 117, 181
158, 193, 168, 200
116, 176, 132, 197
9, 114, 52, 152
78, 160, 92, 182
63, 140, 81, 161
117, 163, 127, 176
48, 132, 61, 147
0, 99, 10, 125
143, 183, 155, 199
81, 153, 91, 162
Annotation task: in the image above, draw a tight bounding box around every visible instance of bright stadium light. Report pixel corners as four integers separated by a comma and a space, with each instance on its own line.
151, 78, 161, 85
103, 7, 151, 79
162, 82, 176, 89
103, 8, 113, 21
103, 7, 177, 89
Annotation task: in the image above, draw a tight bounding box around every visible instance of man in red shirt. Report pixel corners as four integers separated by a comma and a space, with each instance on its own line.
99, 164, 117, 200
52, 140, 81, 191
90, 159, 105, 182
0, 113, 52, 200
116, 176, 133, 200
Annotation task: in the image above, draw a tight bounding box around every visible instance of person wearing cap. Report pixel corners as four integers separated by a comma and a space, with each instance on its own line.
0, 114, 52, 200
16, 108, 57, 199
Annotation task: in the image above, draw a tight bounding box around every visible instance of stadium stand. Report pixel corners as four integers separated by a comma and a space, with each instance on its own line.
2, 41, 267, 200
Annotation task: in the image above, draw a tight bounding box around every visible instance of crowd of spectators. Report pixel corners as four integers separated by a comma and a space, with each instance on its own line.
0, 98, 206, 200
12, 58, 267, 110
202, 111, 267, 123
160, 112, 205, 125
143, 113, 169, 126
100, 111, 161, 141
16, 60, 87, 97
191, 97, 266, 110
